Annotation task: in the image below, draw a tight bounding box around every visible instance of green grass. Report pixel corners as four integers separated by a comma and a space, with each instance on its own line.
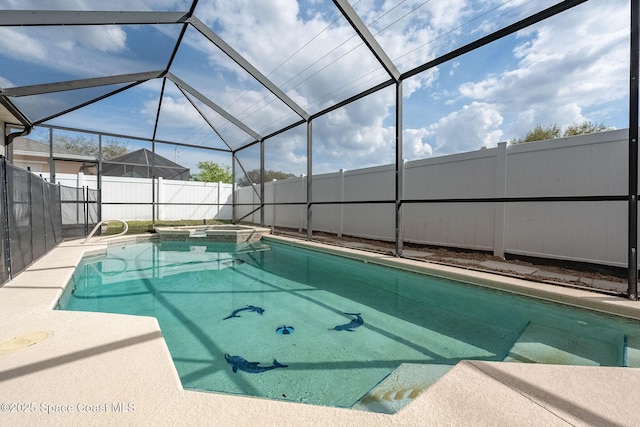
103, 219, 229, 235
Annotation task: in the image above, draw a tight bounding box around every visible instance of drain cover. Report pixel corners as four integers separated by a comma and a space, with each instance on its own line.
276, 325, 294, 335
0, 331, 52, 355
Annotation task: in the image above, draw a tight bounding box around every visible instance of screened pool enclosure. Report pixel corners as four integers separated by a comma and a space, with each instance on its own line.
1, 0, 639, 299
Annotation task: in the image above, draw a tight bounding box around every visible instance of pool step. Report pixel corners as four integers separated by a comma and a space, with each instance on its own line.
236, 242, 272, 253
624, 335, 640, 367
503, 322, 621, 366
351, 363, 453, 414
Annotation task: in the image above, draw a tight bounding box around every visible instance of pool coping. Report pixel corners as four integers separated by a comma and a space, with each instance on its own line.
0, 234, 639, 426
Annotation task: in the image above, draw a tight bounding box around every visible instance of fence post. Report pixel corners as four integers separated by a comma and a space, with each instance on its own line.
272, 179, 277, 229
57, 184, 62, 243
300, 175, 305, 232
157, 176, 163, 221
339, 169, 345, 237
493, 142, 508, 258
84, 186, 89, 236
42, 174, 47, 249
77, 172, 84, 227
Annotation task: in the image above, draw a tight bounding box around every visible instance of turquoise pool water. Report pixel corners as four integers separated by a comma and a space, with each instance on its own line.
57, 240, 640, 409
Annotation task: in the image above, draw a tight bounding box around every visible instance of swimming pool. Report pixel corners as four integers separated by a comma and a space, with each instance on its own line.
56, 238, 640, 412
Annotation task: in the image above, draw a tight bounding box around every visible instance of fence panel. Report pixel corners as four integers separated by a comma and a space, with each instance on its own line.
43, 181, 62, 251
0, 158, 64, 284
157, 179, 233, 221
311, 172, 342, 235
30, 176, 46, 260
244, 128, 634, 267
47, 173, 234, 222
342, 165, 395, 240
30, 128, 638, 268
8, 164, 32, 274
274, 176, 306, 230
503, 130, 629, 266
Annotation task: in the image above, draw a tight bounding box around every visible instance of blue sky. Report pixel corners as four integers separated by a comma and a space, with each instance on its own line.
0, 0, 631, 177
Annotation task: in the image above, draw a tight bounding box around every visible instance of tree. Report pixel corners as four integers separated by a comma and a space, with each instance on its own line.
102, 138, 130, 159
53, 135, 129, 160
236, 169, 296, 187
191, 161, 233, 183
510, 124, 561, 144
563, 121, 609, 137
510, 121, 610, 145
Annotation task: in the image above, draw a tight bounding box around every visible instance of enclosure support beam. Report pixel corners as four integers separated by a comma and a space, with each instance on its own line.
395, 82, 404, 257
151, 78, 167, 226
232, 153, 237, 224
151, 140, 156, 228
629, 0, 639, 300
189, 17, 309, 121
48, 128, 55, 184
167, 73, 262, 142
403, 1, 588, 81
2, 71, 165, 97
97, 135, 102, 225
332, 0, 400, 81
33, 81, 146, 126
175, 85, 233, 152
260, 139, 265, 227
234, 156, 261, 199
0, 10, 189, 26
307, 120, 313, 241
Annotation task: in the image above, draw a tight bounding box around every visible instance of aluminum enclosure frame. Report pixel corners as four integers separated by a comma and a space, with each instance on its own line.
0, 1, 637, 299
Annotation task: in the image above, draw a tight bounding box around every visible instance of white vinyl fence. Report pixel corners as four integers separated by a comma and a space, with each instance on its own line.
239, 128, 632, 268
43, 173, 233, 222
42, 128, 633, 268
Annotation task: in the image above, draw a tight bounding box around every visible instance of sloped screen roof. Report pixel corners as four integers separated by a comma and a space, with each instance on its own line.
0, 0, 631, 168
102, 148, 190, 180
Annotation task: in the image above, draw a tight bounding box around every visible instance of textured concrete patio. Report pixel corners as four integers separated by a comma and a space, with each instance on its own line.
1, 235, 640, 426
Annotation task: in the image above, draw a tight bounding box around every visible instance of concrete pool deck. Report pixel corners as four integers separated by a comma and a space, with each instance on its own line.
1, 235, 640, 426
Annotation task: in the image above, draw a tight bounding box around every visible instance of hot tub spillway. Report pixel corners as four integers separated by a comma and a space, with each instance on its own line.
154, 225, 271, 243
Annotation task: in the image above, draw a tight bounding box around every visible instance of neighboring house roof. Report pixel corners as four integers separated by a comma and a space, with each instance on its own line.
12, 136, 97, 162
102, 148, 190, 180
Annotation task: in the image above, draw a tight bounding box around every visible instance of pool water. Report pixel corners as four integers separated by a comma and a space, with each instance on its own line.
57, 240, 640, 409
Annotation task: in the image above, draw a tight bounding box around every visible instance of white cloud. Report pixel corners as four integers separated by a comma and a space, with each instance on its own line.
404, 68, 439, 98
143, 96, 204, 128
425, 102, 503, 154
1, 0, 630, 175
404, 128, 433, 158
0, 75, 14, 88
355, 0, 468, 69
193, 0, 388, 111
457, 0, 628, 139
77, 26, 127, 52
0, 28, 49, 62
0, 25, 137, 82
